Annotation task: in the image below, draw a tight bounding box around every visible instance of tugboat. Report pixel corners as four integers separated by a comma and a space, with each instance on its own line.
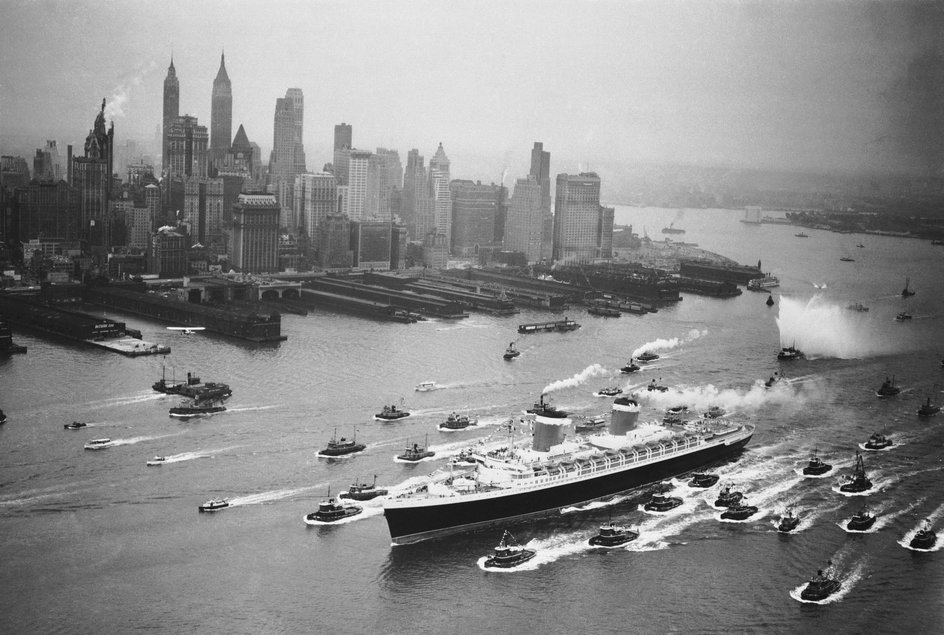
777, 344, 804, 361
317, 428, 366, 458
169, 399, 226, 417
689, 473, 720, 488
703, 405, 726, 419
846, 507, 876, 532
863, 430, 892, 451
574, 415, 607, 433
910, 519, 937, 550
374, 401, 410, 421
0, 409, 5, 424
766, 294, 775, 307
483, 530, 536, 568
338, 475, 388, 501
198, 499, 229, 512
917, 397, 941, 418
588, 521, 639, 547
636, 351, 660, 363
714, 485, 744, 508
839, 452, 873, 493
64, 421, 88, 430
152, 366, 190, 394
83, 438, 113, 450
721, 500, 759, 521
777, 507, 800, 533
396, 435, 435, 462
438, 412, 477, 431
845, 302, 869, 312
502, 342, 520, 360
875, 376, 901, 398
901, 277, 915, 297
764, 371, 782, 388
305, 490, 362, 523
146, 456, 167, 466
800, 563, 842, 602
595, 386, 623, 397
646, 379, 668, 392
802, 449, 832, 476
620, 359, 640, 374
644, 494, 683, 512
895, 311, 912, 322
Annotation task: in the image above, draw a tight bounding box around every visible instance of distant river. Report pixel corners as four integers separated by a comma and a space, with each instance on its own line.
1, 207, 942, 632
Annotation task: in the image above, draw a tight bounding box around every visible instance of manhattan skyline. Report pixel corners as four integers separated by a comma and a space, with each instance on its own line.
1, 0, 943, 181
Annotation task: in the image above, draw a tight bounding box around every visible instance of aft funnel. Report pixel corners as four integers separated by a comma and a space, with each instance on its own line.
610, 397, 640, 435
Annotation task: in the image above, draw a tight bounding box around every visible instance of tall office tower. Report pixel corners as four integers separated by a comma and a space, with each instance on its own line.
334, 123, 352, 152
183, 177, 224, 244
429, 169, 451, 246
162, 58, 179, 171
269, 89, 306, 220
72, 98, 114, 250
552, 172, 614, 263
164, 115, 209, 180
318, 214, 353, 269
32, 141, 62, 181
332, 123, 353, 186
344, 150, 372, 220
370, 148, 402, 220
429, 142, 450, 176
230, 193, 280, 272
294, 172, 337, 244
210, 52, 233, 166
450, 180, 501, 256
400, 149, 430, 240
286, 88, 306, 175
14, 180, 77, 242
529, 142, 553, 260
504, 176, 544, 263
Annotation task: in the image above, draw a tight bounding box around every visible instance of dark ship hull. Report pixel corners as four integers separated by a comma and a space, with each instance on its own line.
384, 431, 752, 544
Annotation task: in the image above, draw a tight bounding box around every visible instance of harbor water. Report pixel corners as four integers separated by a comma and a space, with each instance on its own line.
1, 207, 943, 632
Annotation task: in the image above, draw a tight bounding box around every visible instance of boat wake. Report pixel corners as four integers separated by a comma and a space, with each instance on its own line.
83, 391, 166, 409
838, 499, 924, 534
110, 433, 181, 447
898, 501, 944, 552
228, 485, 324, 508
476, 533, 581, 572
830, 471, 896, 497
150, 446, 238, 464
225, 405, 279, 414
789, 556, 867, 604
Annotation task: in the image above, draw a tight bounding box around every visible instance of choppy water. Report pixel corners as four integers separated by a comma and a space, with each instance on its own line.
2, 207, 943, 632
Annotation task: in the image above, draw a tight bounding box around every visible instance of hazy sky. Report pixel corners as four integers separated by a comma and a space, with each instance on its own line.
1, 0, 942, 179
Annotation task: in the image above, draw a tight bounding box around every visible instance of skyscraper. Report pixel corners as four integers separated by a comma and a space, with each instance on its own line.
72, 98, 114, 250
401, 149, 428, 240
269, 89, 306, 224
333, 123, 352, 186
164, 115, 209, 180
450, 180, 501, 256
230, 193, 280, 273
334, 123, 352, 152
504, 176, 544, 263
529, 142, 553, 261
285, 88, 306, 176
552, 172, 614, 263
162, 58, 179, 171
344, 150, 372, 221
294, 172, 337, 245
210, 52, 232, 166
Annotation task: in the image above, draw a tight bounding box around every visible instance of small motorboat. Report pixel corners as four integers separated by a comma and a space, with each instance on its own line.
800, 564, 842, 602
917, 398, 941, 418
483, 530, 536, 568
595, 386, 623, 397
644, 494, 683, 512
338, 475, 388, 501
146, 456, 167, 466
64, 421, 88, 430
910, 519, 937, 550
795, 232, 809, 238
802, 449, 832, 476
83, 438, 112, 450
620, 359, 640, 374
636, 351, 659, 363
839, 256, 855, 262
777, 508, 800, 533
438, 412, 478, 431
396, 436, 435, 462
502, 342, 520, 360
374, 402, 410, 421
721, 501, 759, 521
588, 522, 638, 547
198, 498, 229, 512
846, 508, 876, 532
688, 473, 719, 488
714, 485, 744, 508
703, 405, 726, 419
839, 451, 873, 493
875, 376, 901, 398
317, 429, 366, 458
777, 344, 804, 361
305, 494, 362, 523
864, 431, 892, 451
895, 311, 912, 322
414, 381, 437, 392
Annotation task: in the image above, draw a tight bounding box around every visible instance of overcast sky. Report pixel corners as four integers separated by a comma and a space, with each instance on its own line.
1, 0, 942, 180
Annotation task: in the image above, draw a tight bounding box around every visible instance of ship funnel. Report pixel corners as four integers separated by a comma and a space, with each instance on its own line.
530, 397, 570, 452
610, 397, 640, 435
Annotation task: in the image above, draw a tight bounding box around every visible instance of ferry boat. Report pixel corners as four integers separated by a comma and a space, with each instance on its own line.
875, 376, 901, 398
846, 507, 876, 532
198, 499, 229, 512
415, 381, 437, 392
794, 232, 809, 238
910, 519, 937, 550
502, 342, 520, 360
438, 412, 477, 431
747, 274, 780, 291
839, 256, 855, 262
661, 222, 685, 235
375, 402, 410, 421
800, 564, 841, 602
839, 452, 872, 493
517, 318, 580, 334
917, 397, 941, 418
777, 507, 800, 532
338, 475, 388, 501
146, 456, 167, 466
802, 449, 832, 476
169, 399, 226, 417
382, 395, 754, 545
317, 429, 366, 458
483, 530, 536, 568
588, 521, 638, 547
84, 438, 113, 450
64, 421, 88, 430
777, 344, 804, 361
305, 492, 362, 523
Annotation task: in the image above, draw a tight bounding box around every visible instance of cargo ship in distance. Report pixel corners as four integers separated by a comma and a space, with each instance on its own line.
383, 395, 754, 545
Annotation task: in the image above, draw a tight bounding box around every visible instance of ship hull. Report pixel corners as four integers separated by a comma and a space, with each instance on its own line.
384, 430, 752, 544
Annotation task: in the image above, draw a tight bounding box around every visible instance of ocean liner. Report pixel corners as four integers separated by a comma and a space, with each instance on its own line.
383, 395, 754, 545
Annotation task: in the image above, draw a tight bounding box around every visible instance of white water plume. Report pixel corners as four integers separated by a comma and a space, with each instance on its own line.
634, 377, 822, 414
630, 329, 707, 359
775, 295, 903, 359
543, 364, 608, 394
111, 433, 180, 447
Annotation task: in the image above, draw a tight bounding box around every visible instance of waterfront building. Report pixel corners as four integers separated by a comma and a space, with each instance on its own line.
71, 99, 115, 251
162, 58, 179, 171
294, 172, 337, 247
504, 176, 544, 263
165, 115, 208, 180
147, 226, 187, 276
14, 180, 77, 243
210, 52, 233, 169
344, 150, 372, 221
400, 149, 428, 239
230, 193, 280, 273
365, 148, 402, 221
390, 224, 408, 270
450, 180, 501, 256
422, 231, 449, 269
552, 172, 614, 263
183, 177, 224, 245
351, 220, 393, 270
318, 214, 353, 269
